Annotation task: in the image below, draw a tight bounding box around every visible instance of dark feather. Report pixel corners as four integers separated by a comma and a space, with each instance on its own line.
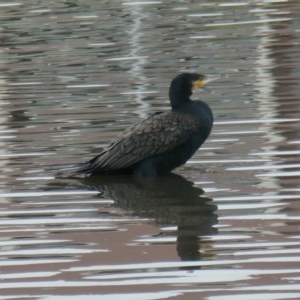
88, 111, 200, 172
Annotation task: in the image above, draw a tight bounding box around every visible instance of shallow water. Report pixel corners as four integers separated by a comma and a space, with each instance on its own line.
1, 0, 300, 299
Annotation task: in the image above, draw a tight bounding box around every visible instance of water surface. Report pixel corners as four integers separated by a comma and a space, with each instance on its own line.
0, 0, 300, 299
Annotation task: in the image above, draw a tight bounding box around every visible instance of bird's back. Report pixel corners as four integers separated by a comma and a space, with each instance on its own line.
76, 104, 212, 176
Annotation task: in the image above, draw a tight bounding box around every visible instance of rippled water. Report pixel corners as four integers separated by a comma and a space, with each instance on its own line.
1, 0, 300, 299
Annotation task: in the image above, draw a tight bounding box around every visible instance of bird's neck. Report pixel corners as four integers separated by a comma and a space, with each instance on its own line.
169, 86, 192, 110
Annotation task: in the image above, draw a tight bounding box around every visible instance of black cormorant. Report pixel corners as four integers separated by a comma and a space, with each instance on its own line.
73, 73, 214, 177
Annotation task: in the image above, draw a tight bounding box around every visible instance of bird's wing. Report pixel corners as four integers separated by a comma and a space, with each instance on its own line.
89, 111, 200, 171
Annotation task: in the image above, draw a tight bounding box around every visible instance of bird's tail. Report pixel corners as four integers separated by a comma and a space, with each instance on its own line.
55, 162, 93, 178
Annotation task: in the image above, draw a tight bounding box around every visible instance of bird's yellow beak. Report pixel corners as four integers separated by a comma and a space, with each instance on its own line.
192, 78, 206, 91
192, 75, 220, 92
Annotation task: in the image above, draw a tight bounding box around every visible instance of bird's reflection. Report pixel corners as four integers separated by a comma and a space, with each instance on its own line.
81, 173, 218, 261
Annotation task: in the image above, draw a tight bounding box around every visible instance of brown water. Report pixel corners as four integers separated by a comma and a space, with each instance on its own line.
1, 0, 300, 299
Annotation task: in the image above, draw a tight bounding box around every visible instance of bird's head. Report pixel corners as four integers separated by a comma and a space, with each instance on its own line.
169, 72, 219, 109
169, 73, 207, 98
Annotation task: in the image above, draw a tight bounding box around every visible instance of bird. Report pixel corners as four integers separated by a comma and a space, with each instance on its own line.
71, 73, 214, 177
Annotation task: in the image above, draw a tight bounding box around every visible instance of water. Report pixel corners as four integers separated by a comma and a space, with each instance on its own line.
1, 0, 300, 299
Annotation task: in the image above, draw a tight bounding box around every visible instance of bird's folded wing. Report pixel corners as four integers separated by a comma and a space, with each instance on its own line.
89, 111, 200, 171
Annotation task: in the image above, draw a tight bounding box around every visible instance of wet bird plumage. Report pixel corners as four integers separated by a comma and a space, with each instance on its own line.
74, 73, 213, 177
